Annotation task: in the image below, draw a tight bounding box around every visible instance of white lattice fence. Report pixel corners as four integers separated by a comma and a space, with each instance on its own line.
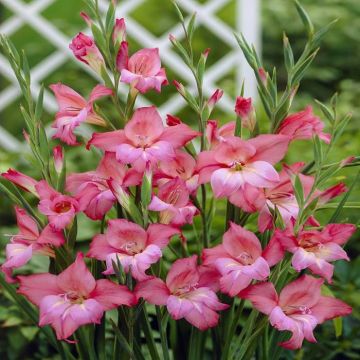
0, 0, 260, 152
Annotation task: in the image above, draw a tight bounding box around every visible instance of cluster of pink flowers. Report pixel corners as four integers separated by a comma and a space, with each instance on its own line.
0, 14, 355, 351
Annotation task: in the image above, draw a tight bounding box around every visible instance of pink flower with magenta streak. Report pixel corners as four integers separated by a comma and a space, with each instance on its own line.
18, 253, 135, 341
263, 223, 356, 282
66, 152, 142, 220
50, 83, 112, 145
69, 33, 105, 74
87, 106, 199, 172
202, 222, 270, 296
87, 219, 179, 280
118, 45, 168, 93
278, 106, 331, 143
1, 207, 65, 283
148, 177, 199, 226
239, 275, 352, 349
135, 256, 228, 330
36, 181, 79, 230
197, 134, 290, 198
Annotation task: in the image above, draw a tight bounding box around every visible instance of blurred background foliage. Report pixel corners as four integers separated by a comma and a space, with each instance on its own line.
0, 0, 359, 359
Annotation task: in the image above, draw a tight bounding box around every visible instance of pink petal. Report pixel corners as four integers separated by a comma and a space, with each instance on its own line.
3, 243, 33, 269
15, 206, 39, 238
279, 275, 323, 309
242, 161, 279, 188
321, 223, 356, 245
128, 48, 161, 76
88, 84, 113, 103
311, 296, 352, 324
238, 282, 278, 315
116, 144, 143, 164
90, 279, 136, 310
248, 134, 290, 164
167, 295, 193, 319
263, 232, 286, 267
147, 223, 180, 248
18, 273, 61, 306
161, 123, 200, 148
219, 269, 252, 296
211, 168, 244, 197
87, 234, 118, 260
135, 277, 170, 305
49, 83, 86, 111
87, 130, 127, 152
241, 256, 270, 280
125, 106, 164, 145
57, 253, 96, 296
37, 224, 65, 247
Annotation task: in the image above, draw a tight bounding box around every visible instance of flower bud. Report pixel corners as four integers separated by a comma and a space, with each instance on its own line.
69, 33, 105, 74
235, 96, 256, 132
113, 18, 126, 46
166, 114, 182, 126
53, 146, 64, 174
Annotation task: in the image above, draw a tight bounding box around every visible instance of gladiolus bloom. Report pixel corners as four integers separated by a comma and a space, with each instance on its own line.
148, 177, 198, 226
118, 45, 168, 93
18, 253, 135, 340
66, 152, 141, 220
36, 181, 79, 230
264, 223, 356, 282
135, 256, 228, 330
202, 222, 270, 296
278, 106, 331, 143
87, 219, 179, 280
50, 83, 112, 145
69, 33, 105, 74
239, 275, 352, 349
1, 207, 65, 282
197, 134, 290, 198
87, 106, 199, 172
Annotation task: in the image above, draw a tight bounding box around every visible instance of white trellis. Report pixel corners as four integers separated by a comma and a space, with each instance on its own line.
0, 0, 260, 152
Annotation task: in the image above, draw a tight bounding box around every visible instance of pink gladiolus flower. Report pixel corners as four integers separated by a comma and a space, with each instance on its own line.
148, 177, 198, 226
239, 275, 352, 349
235, 96, 256, 131
118, 44, 168, 93
87, 106, 199, 172
206, 120, 235, 149
18, 253, 136, 340
155, 150, 199, 193
232, 162, 314, 232
197, 134, 290, 198
50, 83, 112, 145
69, 33, 105, 74
135, 256, 228, 330
202, 222, 270, 296
263, 223, 356, 282
66, 152, 141, 220
2, 168, 38, 196
87, 219, 179, 280
278, 106, 331, 143
36, 181, 79, 230
1, 207, 65, 283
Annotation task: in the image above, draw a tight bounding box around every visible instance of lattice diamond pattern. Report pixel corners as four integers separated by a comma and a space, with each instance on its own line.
0, 0, 260, 151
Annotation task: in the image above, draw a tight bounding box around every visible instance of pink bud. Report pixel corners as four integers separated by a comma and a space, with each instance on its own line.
169, 34, 176, 42
113, 18, 126, 45
53, 146, 64, 174
258, 67, 268, 85
80, 12, 92, 27
173, 80, 185, 95
207, 89, 223, 113
235, 97, 256, 131
203, 48, 211, 59
166, 114, 182, 126
1, 169, 38, 196
340, 156, 355, 167
23, 130, 30, 144
69, 33, 105, 74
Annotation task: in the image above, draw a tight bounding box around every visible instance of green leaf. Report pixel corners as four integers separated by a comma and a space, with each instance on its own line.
110, 319, 135, 358
294, 0, 314, 36
172, 1, 184, 22
313, 135, 323, 169
315, 99, 334, 123
91, 23, 106, 53
35, 84, 44, 121
283, 33, 294, 73
291, 50, 318, 86
293, 175, 304, 207
105, 2, 115, 37
187, 12, 197, 42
